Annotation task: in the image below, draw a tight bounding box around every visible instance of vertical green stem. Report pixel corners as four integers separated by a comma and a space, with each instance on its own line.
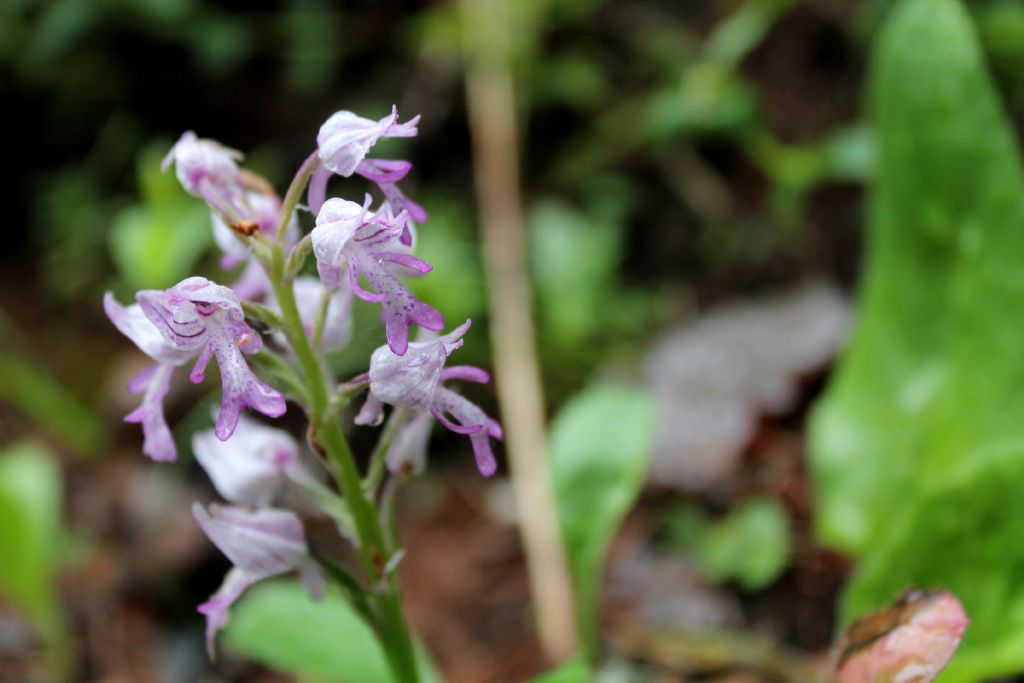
267, 165, 420, 683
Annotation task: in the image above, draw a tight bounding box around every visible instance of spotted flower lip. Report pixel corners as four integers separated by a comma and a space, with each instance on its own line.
136, 277, 286, 441
359, 320, 502, 476
317, 105, 420, 177
312, 197, 443, 355
193, 503, 324, 659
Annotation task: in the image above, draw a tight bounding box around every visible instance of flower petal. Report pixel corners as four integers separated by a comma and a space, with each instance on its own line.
192, 415, 300, 506
192, 503, 308, 578
104, 293, 191, 365
123, 363, 177, 462
317, 106, 419, 177
197, 567, 251, 661
311, 197, 369, 290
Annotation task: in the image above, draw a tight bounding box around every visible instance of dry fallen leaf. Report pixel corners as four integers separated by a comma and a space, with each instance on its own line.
832, 588, 968, 683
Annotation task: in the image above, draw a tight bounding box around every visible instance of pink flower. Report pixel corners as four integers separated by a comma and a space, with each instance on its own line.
193, 504, 324, 659
311, 197, 442, 355
317, 106, 420, 177
358, 321, 502, 476
136, 277, 286, 441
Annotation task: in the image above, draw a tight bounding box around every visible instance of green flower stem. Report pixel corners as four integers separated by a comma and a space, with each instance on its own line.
364, 407, 409, 495
267, 164, 420, 683
276, 152, 320, 241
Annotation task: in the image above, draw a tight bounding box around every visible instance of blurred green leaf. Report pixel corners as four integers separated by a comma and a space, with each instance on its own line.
0, 355, 107, 456
0, 441, 71, 676
0, 313, 107, 456
843, 449, 1024, 682
975, 1, 1024, 62
225, 579, 441, 683
704, 0, 799, 68
551, 383, 656, 653
528, 200, 621, 349
666, 499, 791, 591
527, 655, 591, 683
646, 63, 758, 139
108, 145, 211, 289
530, 52, 609, 109
406, 199, 486, 327
809, 0, 1024, 678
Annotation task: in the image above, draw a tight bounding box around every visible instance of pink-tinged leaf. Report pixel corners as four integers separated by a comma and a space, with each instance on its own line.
832, 588, 968, 683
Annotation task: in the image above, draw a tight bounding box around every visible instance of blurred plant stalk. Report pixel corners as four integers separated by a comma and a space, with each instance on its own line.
459, 0, 578, 661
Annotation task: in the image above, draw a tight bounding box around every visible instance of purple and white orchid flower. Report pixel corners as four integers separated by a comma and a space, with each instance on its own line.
356, 320, 502, 476
135, 277, 286, 441
193, 504, 324, 658
312, 197, 442, 356
308, 106, 424, 247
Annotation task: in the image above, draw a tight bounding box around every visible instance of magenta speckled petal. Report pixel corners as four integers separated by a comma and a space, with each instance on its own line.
197, 567, 250, 660
356, 158, 412, 183
430, 386, 502, 477
123, 363, 177, 462
440, 365, 491, 384
350, 250, 444, 355
209, 328, 286, 440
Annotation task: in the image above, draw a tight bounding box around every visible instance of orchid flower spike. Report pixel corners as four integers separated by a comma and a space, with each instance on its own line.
317, 105, 420, 177
104, 293, 194, 462
136, 277, 286, 440
194, 504, 324, 659
358, 320, 502, 476
312, 197, 442, 355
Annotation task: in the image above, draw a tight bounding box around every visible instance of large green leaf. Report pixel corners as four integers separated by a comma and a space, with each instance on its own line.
550, 383, 656, 652
224, 579, 441, 683
0, 442, 71, 675
808, 0, 1024, 677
